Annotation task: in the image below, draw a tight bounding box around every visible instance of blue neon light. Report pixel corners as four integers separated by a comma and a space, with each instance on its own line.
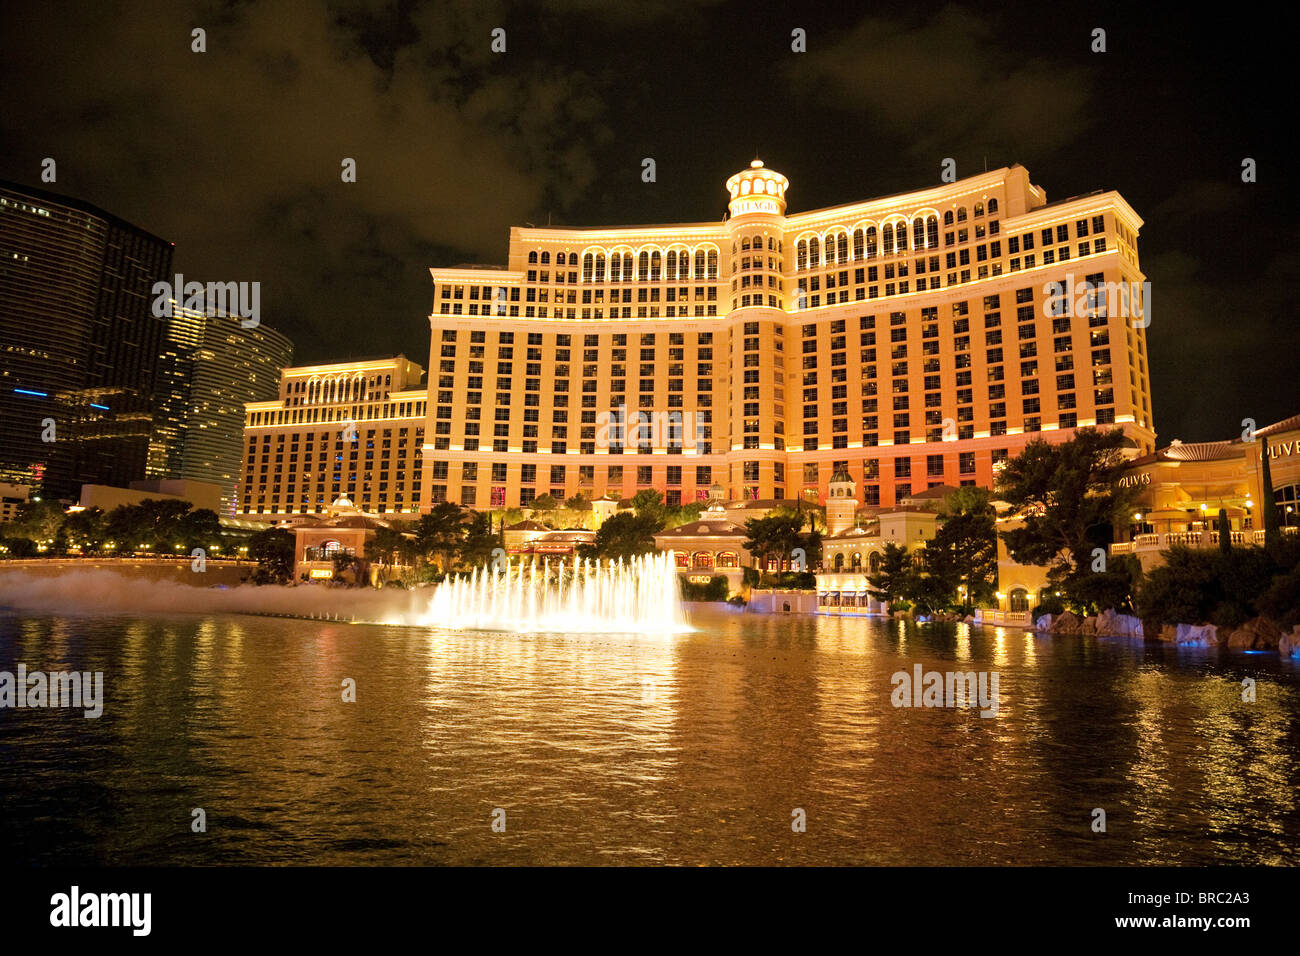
89, 403, 109, 410
13, 388, 47, 397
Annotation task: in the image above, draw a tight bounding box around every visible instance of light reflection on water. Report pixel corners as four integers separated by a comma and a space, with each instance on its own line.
1, 607, 1297, 866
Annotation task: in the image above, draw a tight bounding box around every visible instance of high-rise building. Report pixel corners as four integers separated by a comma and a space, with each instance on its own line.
148, 304, 206, 480
237, 356, 426, 518
0, 180, 174, 499
422, 162, 1154, 510
149, 302, 293, 514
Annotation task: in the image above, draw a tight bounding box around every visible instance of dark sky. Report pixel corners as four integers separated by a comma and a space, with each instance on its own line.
1, 1, 1293, 443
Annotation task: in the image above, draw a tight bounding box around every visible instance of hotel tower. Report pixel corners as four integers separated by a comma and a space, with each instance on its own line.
421, 162, 1154, 512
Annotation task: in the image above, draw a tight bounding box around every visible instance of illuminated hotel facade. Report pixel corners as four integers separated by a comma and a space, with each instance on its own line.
422, 162, 1155, 511
238, 356, 426, 518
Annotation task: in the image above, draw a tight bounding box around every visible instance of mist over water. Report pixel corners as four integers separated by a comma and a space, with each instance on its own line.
0, 556, 688, 634
0, 568, 426, 624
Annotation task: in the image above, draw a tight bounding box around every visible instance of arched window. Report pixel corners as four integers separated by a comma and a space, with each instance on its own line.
650, 250, 661, 280
797, 240, 808, 271
833, 553, 845, 571
707, 250, 718, 279
595, 254, 605, 281
988, 197, 999, 214
741, 236, 751, 251
869, 551, 882, 572
1275, 483, 1300, 527
691, 551, 712, 569
926, 216, 939, 249
853, 229, 864, 260
583, 253, 594, 282
528, 251, 538, 264
808, 237, 820, 267
716, 550, 738, 568
837, 232, 848, 263
666, 250, 676, 279
540, 251, 550, 264
695, 250, 706, 278
1009, 588, 1030, 612
556, 252, 566, 265
850, 552, 862, 571
913, 219, 925, 249
956, 206, 967, 222
881, 224, 893, 255
974, 202, 984, 217
865, 226, 877, 258
638, 251, 649, 279
622, 255, 633, 281
895, 223, 907, 252
610, 253, 621, 282
944, 210, 954, 226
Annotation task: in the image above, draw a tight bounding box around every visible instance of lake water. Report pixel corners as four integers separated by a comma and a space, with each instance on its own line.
1, 606, 1297, 865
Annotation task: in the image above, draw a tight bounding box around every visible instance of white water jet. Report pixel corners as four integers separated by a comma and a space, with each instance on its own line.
417, 551, 687, 634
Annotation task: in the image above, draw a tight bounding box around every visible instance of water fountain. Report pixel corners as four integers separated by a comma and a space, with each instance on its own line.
416, 551, 687, 634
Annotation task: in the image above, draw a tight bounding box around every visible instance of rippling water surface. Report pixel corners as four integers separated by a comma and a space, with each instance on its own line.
1, 607, 1297, 865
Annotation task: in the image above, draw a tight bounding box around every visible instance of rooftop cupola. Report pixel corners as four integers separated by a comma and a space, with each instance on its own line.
725, 159, 789, 217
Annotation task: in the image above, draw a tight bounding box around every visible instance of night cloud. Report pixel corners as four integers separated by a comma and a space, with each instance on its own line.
1, 1, 1292, 442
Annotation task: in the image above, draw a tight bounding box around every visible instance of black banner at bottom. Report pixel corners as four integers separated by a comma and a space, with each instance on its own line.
5, 866, 1278, 943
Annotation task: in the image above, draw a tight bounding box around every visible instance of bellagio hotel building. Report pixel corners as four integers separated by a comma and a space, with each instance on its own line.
424, 162, 1153, 512
239, 162, 1154, 518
